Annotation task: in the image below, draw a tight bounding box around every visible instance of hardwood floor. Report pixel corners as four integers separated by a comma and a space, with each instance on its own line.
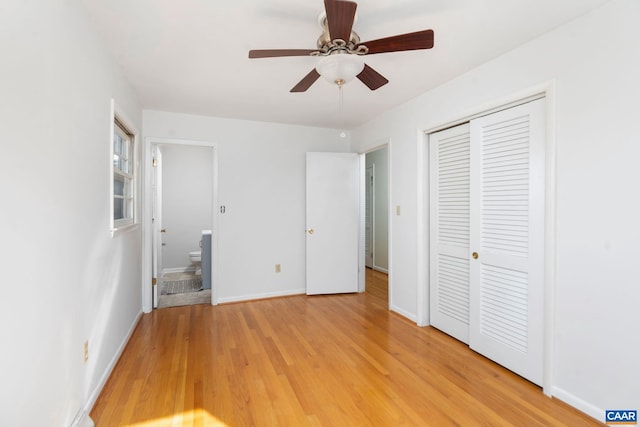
91, 269, 600, 426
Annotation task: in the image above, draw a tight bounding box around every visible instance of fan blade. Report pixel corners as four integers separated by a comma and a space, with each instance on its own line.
359, 29, 434, 55
290, 69, 321, 92
249, 49, 317, 59
357, 64, 389, 91
324, 0, 357, 42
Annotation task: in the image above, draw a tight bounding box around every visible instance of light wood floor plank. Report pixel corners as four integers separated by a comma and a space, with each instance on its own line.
91, 269, 601, 426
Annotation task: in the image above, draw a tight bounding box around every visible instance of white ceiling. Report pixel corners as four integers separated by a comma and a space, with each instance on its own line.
80, 0, 611, 129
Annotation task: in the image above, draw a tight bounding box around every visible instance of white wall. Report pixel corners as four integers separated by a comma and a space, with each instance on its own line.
161, 144, 213, 270
365, 148, 389, 272
0, 1, 143, 425
351, 0, 639, 419
144, 111, 349, 302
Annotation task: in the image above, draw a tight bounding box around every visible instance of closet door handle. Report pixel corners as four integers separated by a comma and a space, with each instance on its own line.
472, 252, 479, 259
307, 228, 314, 235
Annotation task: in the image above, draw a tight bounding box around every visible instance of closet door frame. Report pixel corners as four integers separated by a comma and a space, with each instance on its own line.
416, 82, 557, 395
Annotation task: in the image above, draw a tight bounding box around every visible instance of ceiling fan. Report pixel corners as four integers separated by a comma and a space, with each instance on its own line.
248, 0, 434, 92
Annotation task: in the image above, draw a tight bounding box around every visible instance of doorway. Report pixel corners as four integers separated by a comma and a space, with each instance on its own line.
142, 138, 218, 312
363, 146, 389, 302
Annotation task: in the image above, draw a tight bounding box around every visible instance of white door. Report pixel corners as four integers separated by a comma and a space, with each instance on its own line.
429, 123, 471, 344
469, 98, 545, 386
151, 146, 163, 308
306, 152, 359, 295
365, 165, 374, 268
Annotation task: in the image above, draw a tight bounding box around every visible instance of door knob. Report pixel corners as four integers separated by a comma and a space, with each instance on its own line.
472, 252, 479, 259
307, 228, 314, 235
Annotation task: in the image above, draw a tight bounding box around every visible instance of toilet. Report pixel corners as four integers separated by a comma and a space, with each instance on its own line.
189, 250, 202, 275
188, 230, 212, 277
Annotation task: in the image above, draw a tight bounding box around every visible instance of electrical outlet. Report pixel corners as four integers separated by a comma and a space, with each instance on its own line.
83, 341, 89, 363
275, 264, 281, 273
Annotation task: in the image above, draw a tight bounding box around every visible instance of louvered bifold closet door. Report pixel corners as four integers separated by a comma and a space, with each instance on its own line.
430, 123, 471, 344
469, 98, 545, 386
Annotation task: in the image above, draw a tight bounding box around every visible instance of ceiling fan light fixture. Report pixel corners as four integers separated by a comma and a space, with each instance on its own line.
316, 53, 364, 86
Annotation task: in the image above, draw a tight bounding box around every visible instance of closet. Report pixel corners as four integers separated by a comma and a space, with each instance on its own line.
429, 98, 545, 386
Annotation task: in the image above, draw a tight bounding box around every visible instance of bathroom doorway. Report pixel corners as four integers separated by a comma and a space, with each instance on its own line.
147, 139, 218, 309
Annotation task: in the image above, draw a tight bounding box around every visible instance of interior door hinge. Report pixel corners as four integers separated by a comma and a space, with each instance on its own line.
152, 157, 157, 167
152, 277, 157, 286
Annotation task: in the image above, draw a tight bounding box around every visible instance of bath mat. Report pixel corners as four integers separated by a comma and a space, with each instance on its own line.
161, 278, 203, 295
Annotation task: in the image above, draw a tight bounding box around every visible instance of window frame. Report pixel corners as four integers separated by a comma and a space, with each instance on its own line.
110, 100, 138, 234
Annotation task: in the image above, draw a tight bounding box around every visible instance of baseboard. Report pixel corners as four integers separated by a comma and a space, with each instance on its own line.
372, 266, 389, 274
162, 266, 195, 275
217, 288, 306, 304
69, 410, 94, 427
390, 304, 418, 323
550, 386, 604, 423
82, 310, 143, 417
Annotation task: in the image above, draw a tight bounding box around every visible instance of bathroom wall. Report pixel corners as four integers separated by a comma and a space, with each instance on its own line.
0, 0, 142, 425
161, 144, 213, 272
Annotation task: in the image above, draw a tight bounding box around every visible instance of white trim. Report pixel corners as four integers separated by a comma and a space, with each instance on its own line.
389, 303, 417, 323
217, 289, 306, 304
372, 266, 388, 274
420, 91, 546, 135
82, 310, 143, 418
162, 266, 196, 275
416, 127, 430, 327
110, 99, 140, 237
370, 163, 376, 272
142, 137, 219, 313
387, 142, 393, 313
142, 138, 153, 313
358, 141, 391, 308
360, 143, 389, 155
358, 153, 366, 293
542, 82, 557, 397
550, 386, 604, 423
69, 410, 94, 427
416, 80, 557, 394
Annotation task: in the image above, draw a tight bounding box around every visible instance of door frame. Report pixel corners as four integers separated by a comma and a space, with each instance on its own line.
358, 143, 390, 302
417, 81, 557, 395
151, 145, 163, 308
142, 137, 219, 312
365, 164, 375, 269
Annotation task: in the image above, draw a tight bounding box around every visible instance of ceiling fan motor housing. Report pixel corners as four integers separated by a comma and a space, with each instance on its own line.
315, 12, 367, 57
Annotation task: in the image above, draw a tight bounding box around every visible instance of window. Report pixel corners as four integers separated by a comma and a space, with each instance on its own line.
111, 102, 137, 232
